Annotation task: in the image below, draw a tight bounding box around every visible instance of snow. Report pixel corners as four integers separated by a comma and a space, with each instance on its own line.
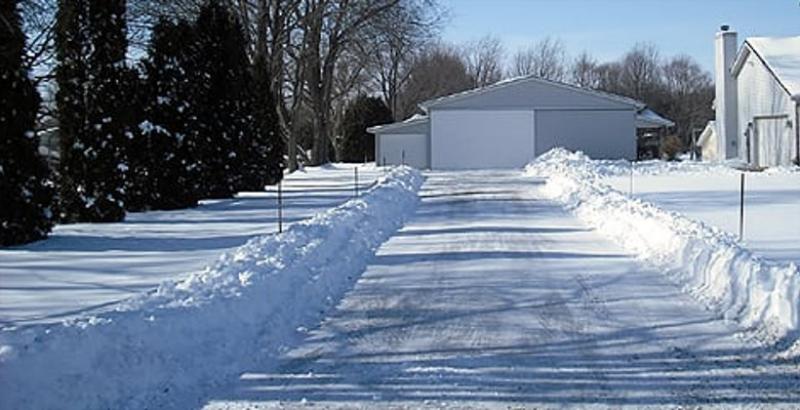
0, 166, 423, 410
606, 172, 800, 267
0, 164, 383, 326
202, 169, 799, 409
747, 36, 800, 95
526, 149, 800, 356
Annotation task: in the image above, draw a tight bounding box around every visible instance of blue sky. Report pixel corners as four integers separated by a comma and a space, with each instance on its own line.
439, 0, 800, 73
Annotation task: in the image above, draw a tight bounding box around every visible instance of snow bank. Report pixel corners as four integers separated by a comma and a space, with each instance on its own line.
0, 166, 423, 410
526, 149, 800, 356
588, 157, 799, 177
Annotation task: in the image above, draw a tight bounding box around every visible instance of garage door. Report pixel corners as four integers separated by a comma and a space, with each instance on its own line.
378, 133, 428, 169
535, 110, 635, 159
753, 117, 792, 167
430, 110, 535, 169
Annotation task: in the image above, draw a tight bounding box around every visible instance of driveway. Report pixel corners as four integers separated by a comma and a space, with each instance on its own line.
203, 170, 799, 409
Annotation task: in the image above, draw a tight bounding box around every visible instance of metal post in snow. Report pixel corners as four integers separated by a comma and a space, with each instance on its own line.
629, 161, 634, 196
739, 173, 745, 241
277, 180, 283, 234
402, 150, 406, 166
354, 166, 359, 197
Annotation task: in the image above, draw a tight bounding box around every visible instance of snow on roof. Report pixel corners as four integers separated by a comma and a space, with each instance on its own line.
366, 114, 429, 134
742, 36, 800, 96
636, 108, 674, 128
419, 75, 645, 111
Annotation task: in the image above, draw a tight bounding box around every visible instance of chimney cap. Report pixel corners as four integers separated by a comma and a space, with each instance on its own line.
721, 24, 730, 31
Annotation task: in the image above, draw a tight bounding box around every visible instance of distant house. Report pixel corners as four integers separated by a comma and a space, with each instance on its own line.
367, 75, 672, 170
706, 26, 800, 166
696, 120, 717, 161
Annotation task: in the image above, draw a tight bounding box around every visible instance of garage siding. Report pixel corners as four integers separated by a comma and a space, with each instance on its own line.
377, 133, 429, 169
534, 110, 636, 160
431, 110, 535, 169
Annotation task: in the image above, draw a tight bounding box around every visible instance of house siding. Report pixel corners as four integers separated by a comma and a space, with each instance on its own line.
736, 47, 797, 165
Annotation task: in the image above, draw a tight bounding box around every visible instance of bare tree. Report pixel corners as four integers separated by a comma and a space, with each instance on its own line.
570, 51, 599, 88
360, 0, 444, 120
397, 43, 472, 119
462, 34, 504, 87
509, 37, 566, 81
20, 0, 57, 81
295, 0, 403, 166
619, 42, 662, 101
661, 55, 714, 143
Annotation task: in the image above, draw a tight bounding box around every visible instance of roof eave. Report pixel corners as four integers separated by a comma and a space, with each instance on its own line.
367, 117, 429, 134
731, 43, 752, 77
420, 75, 644, 111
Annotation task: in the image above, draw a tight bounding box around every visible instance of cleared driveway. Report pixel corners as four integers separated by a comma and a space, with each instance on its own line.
204, 170, 799, 409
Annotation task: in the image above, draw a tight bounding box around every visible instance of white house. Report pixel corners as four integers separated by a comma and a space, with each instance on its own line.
707, 26, 800, 166
368, 76, 672, 170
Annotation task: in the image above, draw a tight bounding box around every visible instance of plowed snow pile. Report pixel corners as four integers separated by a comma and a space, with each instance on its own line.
526, 149, 799, 356
0, 166, 423, 410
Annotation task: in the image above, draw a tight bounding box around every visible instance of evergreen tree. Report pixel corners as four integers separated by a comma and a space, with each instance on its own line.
0, 0, 55, 246
239, 54, 284, 190
261, 82, 285, 186
193, 2, 250, 198
57, 0, 132, 222
55, 0, 91, 222
339, 96, 393, 163
130, 18, 200, 210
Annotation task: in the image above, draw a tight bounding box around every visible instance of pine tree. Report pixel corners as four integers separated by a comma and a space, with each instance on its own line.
55, 0, 90, 222
57, 0, 132, 222
239, 54, 284, 190
131, 18, 200, 210
0, 0, 55, 246
193, 2, 249, 198
261, 81, 285, 186
339, 96, 393, 163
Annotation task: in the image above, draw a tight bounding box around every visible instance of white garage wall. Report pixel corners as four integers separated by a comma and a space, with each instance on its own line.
431, 110, 535, 169
378, 133, 428, 169
535, 109, 635, 160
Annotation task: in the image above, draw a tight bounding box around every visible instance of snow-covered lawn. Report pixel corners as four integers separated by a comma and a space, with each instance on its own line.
0, 166, 422, 410
0, 164, 382, 326
605, 171, 800, 266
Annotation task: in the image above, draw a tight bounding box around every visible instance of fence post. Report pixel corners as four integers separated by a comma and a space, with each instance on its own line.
739, 173, 745, 241
629, 161, 634, 196
402, 150, 406, 166
354, 166, 359, 197
277, 180, 283, 233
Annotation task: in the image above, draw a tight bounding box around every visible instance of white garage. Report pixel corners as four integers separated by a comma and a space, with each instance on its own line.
369, 75, 669, 169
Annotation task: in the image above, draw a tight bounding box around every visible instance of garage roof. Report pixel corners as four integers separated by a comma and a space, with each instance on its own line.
367, 114, 428, 134
636, 108, 675, 128
420, 75, 646, 111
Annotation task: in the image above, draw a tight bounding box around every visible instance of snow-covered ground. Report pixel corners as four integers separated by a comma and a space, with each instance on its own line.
0, 166, 422, 410
605, 171, 800, 266
527, 150, 800, 356
202, 170, 799, 409
2, 163, 798, 409
0, 164, 382, 326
